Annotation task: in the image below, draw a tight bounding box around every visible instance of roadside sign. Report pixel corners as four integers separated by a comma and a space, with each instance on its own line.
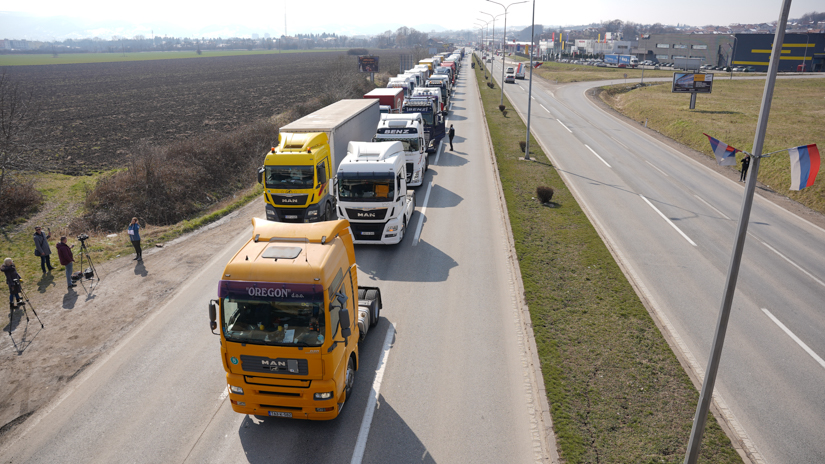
671, 72, 713, 93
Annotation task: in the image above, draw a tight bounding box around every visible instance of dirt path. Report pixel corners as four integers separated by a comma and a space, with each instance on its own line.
0, 197, 265, 442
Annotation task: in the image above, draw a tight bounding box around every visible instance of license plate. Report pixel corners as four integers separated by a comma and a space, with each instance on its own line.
362, 232, 375, 235
285, 215, 298, 219
268, 411, 293, 418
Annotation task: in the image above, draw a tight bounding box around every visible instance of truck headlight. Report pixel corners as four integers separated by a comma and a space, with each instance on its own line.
229, 385, 244, 395
387, 225, 398, 233
307, 209, 318, 217
314, 391, 334, 400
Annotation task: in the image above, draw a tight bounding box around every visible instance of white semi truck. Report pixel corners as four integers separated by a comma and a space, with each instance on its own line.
372, 114, 428, 187
335, 142, 416, 245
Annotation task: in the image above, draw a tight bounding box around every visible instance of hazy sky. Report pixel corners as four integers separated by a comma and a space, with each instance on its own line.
4, 0, 821, 35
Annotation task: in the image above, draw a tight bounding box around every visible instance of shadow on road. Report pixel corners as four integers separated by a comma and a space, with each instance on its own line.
437, 151, 469, 167
357, 238, 457, 283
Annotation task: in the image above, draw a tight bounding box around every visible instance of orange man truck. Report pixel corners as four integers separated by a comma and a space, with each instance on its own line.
209, 218, 383, 420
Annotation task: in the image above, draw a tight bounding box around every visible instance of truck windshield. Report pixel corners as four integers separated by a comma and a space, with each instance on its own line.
338, 172, 396, 202
265, 165, 314, 190
222, 298, 325, 347
373, 136, 420, 152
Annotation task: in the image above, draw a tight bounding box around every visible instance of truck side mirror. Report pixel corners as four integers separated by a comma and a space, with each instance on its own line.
208, 299, 219, 334
336, 292, 351, 343
257, 167, 264, 185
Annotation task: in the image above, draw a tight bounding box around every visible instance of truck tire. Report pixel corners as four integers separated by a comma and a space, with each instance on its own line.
325, 202, 334, 221
358, 288, 366, 300
344, 356, 355, 404
365, 290, 380, 326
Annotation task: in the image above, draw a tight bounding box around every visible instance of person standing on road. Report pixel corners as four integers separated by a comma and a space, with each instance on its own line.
2, 258, 24, 311
740, 154, 750, 182
128, 217, 142, 261
448, 124, 456, 151
56, 237, 77, 290
33, 226, 55, 273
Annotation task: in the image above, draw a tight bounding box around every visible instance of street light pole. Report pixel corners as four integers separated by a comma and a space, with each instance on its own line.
487, 0, 527, 107
480, 12, 502, 60
523, 0, 536, 161
729, 35, 738, 80
801, 32, 810, 72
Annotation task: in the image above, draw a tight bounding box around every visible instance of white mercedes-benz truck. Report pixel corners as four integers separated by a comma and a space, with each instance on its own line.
335, 142, 416, 245
372, 114, 428, 187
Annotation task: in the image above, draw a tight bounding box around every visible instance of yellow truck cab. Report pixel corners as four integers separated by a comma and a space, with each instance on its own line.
258, 99, 380, 223
209, 218, 382, 420
418, 59, 435, 74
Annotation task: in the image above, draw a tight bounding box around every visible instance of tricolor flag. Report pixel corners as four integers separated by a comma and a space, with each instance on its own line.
704, 133, 740, 166
534, 61, 543, 68
788, 144, 820, 190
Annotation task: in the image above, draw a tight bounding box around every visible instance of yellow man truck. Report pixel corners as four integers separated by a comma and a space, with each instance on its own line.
258, 99, 380, 223
208, 218, 383, 420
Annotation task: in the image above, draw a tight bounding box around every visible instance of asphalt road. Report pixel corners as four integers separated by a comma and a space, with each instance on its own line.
0, 57, 546, 464
488, 56, 825, 463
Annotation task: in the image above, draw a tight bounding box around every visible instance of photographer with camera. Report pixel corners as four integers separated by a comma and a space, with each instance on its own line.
1, 258, 24, 311
128, 217, 142, 262
33, 226, 55, 273
56, 237, 77, 290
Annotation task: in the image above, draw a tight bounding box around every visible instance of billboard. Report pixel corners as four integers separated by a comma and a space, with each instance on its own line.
671, 72, 713, 93
358, 55, 379, 73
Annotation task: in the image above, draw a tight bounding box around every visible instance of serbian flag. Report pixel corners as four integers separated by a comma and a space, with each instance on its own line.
704, 133, 740, 166
788, 144, 820, 190
534, 61, 543, 68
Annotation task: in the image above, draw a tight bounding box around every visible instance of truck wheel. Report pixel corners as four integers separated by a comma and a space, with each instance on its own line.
344, 356, 355, 404
358, 288, 366, 300
325, 202, 334, 221
365, 290, 380, 326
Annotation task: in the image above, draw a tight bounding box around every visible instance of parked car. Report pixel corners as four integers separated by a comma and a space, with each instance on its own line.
744, 66, 756, 72
617, 63, 627, 68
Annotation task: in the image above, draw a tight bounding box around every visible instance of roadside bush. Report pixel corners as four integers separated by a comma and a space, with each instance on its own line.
536, 186, 554, 204
519, 141, 526, 152
0, 176, 43, 224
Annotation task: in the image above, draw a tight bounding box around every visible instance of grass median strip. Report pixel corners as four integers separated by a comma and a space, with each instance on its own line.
473, 58, 741, 463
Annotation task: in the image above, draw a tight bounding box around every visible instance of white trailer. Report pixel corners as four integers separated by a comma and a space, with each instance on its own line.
336, 142, 416, 245
373, 114, 428, 187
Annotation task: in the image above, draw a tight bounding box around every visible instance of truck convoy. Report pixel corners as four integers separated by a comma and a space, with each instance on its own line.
335, 141, 416, 245
604, 54, 639, 67
209, 218, 383, 420
363, 88, 404, 114
258, 99, 380, 223
373, 113, 428, 187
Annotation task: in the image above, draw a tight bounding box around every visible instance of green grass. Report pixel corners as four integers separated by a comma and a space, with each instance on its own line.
600, 78, 825, 214
473, 56, 742, 463
0, 49, 340, 66
1, 173, 262, 298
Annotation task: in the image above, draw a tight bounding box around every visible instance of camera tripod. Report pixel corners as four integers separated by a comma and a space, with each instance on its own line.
76, 238, 99, 282
8, 281, 44, 336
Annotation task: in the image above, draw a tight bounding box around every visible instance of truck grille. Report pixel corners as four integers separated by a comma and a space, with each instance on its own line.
270, 194, 308, 206
345, 208, 388, 221
350, 223, 386, 241
240, 355, 309, 375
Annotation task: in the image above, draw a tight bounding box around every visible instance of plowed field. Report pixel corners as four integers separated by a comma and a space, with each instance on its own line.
10, 51, 381, 174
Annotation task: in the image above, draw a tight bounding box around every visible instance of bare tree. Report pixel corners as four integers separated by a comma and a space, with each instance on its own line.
0, 70, 41, 201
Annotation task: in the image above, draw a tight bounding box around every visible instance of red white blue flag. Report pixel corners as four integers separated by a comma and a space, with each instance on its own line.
788, 144, 820, 190
704, 133, 740, 166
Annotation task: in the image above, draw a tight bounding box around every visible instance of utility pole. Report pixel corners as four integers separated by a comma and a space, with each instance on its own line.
683, 0, 793, 461
487, 1, 527, 107
523, 0, 536, 161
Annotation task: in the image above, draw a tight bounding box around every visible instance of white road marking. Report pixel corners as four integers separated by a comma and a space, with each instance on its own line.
584, 144, 611, 168
351, 323, 397, 464
519, 85, 525, 91
434, 139, 444, 165
640, 195, 697, 246
530, 96, 535, 100
761, 308, 825, 370
540, 103, 550, 113
449, 102, 453, 111
218, 386, 229, 402
694, 195, 731, 220
557, 119, 572, 133
758, 241, 825, 289
412, 181, 433, 246
645, 160, 669, 177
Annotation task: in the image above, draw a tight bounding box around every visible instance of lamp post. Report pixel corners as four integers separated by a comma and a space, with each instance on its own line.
479, 11, 503, 59
523, 0, 536, 161
729, 35, 738, 80
475, 19, 489, 53
476, 17, 494, 53
487, 1, 527, 106
801, 32, 810, 72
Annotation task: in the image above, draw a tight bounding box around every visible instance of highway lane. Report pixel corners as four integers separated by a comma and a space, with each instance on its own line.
487, 56, 825, 463
0, 56, 546, 464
